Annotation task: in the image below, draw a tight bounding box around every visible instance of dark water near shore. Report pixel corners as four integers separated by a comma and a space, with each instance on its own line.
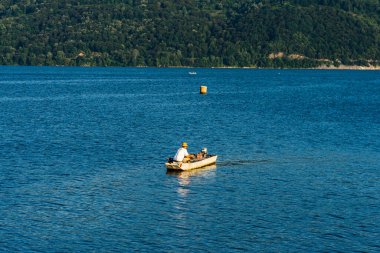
0, 66, 379, 252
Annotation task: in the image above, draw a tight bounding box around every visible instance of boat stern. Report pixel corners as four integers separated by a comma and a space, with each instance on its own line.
165, 162, 182, 170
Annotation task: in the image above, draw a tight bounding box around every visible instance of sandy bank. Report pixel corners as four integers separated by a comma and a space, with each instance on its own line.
316, 64, 380, 70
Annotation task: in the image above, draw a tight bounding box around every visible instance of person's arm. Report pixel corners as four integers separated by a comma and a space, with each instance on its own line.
184, 150, 195, 159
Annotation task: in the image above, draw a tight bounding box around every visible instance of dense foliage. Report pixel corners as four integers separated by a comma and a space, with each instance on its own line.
0, 0, 379, 67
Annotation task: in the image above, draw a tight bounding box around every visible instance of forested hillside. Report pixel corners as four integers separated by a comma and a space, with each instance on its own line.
0, 0, 379, 68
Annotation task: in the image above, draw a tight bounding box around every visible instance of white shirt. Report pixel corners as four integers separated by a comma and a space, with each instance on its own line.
174, 147, 189, 162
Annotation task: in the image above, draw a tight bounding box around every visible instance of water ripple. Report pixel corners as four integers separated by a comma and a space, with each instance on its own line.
1, 67, 379, 252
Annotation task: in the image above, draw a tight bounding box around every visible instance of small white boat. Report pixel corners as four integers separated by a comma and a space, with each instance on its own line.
188, 71, 197, 75
166, 164, 217, 176
166, 155, 217, 171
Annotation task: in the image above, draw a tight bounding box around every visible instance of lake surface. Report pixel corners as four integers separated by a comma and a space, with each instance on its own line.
0, 66, 379, 252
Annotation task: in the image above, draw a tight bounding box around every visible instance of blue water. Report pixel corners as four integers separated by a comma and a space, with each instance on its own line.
0, 66, 379, 252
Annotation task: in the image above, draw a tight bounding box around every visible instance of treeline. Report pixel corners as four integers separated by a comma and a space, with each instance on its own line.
0, 0, 379, 68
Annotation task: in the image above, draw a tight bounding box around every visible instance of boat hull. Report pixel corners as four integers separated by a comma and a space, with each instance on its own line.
165, 155, 217, 171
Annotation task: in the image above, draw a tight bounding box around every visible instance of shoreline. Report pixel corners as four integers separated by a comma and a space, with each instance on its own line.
213, 65, 380, 70
1, 64, 379, 70
315, 64, 380, 70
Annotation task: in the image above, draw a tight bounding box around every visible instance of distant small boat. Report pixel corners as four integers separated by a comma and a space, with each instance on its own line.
188, 71, 197, 75
166, 155, 217, 171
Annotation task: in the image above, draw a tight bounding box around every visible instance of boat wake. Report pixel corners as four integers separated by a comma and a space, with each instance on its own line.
217, 159, 271, 167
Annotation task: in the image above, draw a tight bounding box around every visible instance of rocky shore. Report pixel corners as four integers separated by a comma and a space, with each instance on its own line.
316, 64, 380, 70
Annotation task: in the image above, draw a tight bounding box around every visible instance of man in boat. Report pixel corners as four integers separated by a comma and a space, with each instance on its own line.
174, 142, 194, 163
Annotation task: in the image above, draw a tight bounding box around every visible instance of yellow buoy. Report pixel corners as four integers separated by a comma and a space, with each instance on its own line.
200, 85, 207, 94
